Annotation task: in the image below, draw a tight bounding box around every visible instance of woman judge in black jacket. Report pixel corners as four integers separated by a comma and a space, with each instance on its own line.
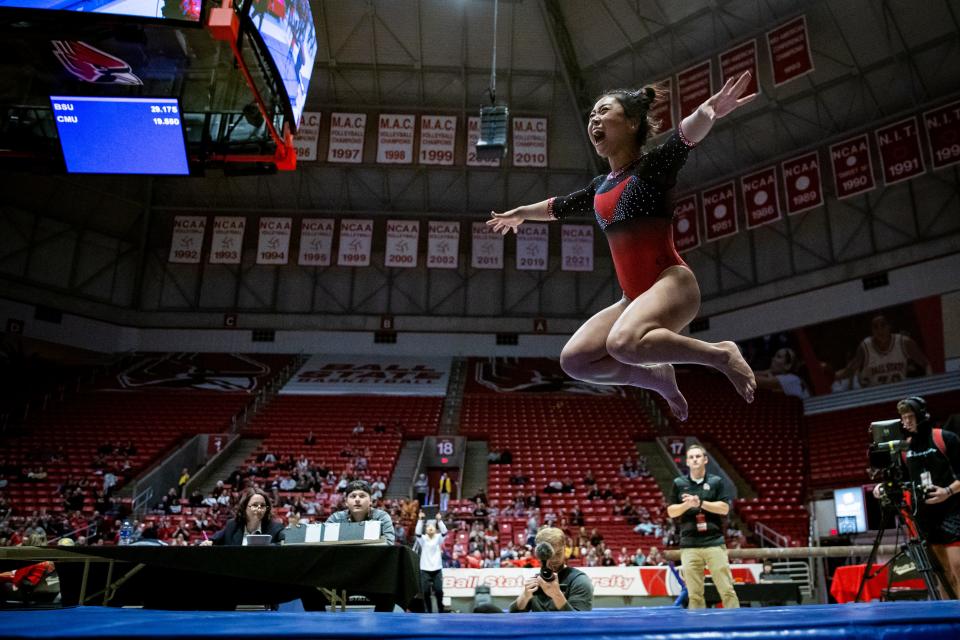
202, 488, 285, 546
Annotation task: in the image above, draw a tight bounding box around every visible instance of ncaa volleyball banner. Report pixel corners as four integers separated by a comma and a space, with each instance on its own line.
168, 216, 206, 264
515, 223, 549, 271
280, 355, 452, 396
209, 216, 246, 264
256, 217, 292, 265
427, 221, 460, 269
338, 219, 373, 267
298, 218, 335, 266
442, 565, 761, 598
471, 222, 504, 269
327, 112, 366, 163
384, 220, 419, 268
467, 116, 500, 167
561, 225, 593, 272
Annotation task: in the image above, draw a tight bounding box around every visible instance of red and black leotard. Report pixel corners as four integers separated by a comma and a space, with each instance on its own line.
547, 131, 694, 300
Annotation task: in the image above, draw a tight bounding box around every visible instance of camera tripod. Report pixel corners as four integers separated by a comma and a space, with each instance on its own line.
855, 485, 954, 602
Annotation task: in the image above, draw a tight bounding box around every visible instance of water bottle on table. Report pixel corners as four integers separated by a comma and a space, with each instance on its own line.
119, 520, 133, 546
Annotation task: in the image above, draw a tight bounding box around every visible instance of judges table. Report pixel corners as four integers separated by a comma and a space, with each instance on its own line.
830, 563, 927, 603
3, 544, 420, 610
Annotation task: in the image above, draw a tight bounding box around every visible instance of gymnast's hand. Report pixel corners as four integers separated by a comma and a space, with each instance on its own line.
487, 208, 525, 235
701, 70, 757, 120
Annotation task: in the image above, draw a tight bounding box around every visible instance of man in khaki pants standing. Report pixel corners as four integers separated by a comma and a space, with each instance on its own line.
667, 443, 740, 609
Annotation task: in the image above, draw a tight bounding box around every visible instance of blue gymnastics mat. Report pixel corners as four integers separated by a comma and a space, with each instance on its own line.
2, 602, 960, 639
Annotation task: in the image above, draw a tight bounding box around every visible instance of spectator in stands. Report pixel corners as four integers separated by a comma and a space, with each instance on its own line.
632, 547, 646, 566
304, 430, 316, 445
414, 473, 429, 505
438, 473, 452, 512
415, 510, 448, 613
508, 526, 593, 612
668, 443, 739, 609
177, 468, 190, 496
371, 476, 386, 501
620, 458, 639, 478
834, 314, 931, 390
582, 470, 596, 487
202, 488, 285, 546
352, 421, 365, 437
645, 546, 665, 566
544, 478, 564, 494
754, 347, 810, 399
483, 548, 500, 568
586, 485, 602, 501
589, 528, 604, 547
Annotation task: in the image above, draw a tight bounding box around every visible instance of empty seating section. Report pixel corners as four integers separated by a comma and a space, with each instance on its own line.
240, 395, 443, 484
806, 390, 960, 489
460, 394, 664, 554
1, 392, 249, 514
674, 369, 808, 545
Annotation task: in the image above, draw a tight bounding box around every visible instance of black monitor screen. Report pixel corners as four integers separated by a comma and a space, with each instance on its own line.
247, 0, 317, 129
50, 96, 189, 175
0, 1, 201, 21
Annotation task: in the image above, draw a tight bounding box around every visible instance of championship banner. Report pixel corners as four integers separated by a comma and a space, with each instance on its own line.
829, 134, 876, 199
419, 115, 456, 166
337, 219, 373, 267
168, 216, 206, 264
208, 216, 246, 264
781, 151, 824, 215
467, 116, 500, 167
924, 100, 960, 170
741, 166, 781, 229
442, 565, 761, 598
672, 194, 700, 252
427, 221, 460, 269
701, 181, 738, 241
512, 117, 548, 167
471, 221, 504, 269
376, 113, 415, 164
293, 111, 321, 162
561, 224, 593, 272
515, 223, 548, 271
719, 40, 759, 95
298, 218, 334, 266
676, 60, 712, 120
280, 354, 452, 396
766, 15, 815, 87
648, 78, 673, 134
255, 217, 292, 265
875, 117, 926, 186
384, 219, 419, 268
327, 112, 366, 163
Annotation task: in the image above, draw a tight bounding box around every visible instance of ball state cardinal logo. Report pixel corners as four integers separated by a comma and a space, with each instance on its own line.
51, 40, 142, 85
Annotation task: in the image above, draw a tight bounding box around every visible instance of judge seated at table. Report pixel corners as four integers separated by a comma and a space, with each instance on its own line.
202, 489, 285, 546
325, 480, 395, 544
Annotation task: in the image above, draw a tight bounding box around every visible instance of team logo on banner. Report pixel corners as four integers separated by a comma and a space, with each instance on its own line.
741, 167, 781, 229
512, 117, 548, 167
427, 221, 460, 269
829, 134, 876, 199
419, 115, 456, 165
377, 114, 415, 164
719, 40, 759, 95
209, 216, 246, 264
327, 112, 366, 163
648, 78, 674, 134
298, 218, 334, 266
766, 15, 815, 87
676, 60, 712, 119
701, 181, 738, 241
875, 117, 926, 186
337, 219, 373, 267
256, 217, 292, 265
781, 151, 824, 215
293, 111, 321, 162
471, 222, 504, 269
561, 225, 593, 272
116, 353, 271, 392
516, 223, 548, 271
924, 100, 960, 170
467, 116, 500, 167
672, 195, 700, 252
385, 220, 419, 268
168, 216, 206, 264
52, 40, 142, 85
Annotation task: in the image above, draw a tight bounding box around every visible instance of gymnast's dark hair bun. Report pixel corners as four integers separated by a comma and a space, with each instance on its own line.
594, 84, 665, 147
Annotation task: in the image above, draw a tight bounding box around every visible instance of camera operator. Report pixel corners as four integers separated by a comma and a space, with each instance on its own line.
873, 396, 960, 598
508, 527, 593, 612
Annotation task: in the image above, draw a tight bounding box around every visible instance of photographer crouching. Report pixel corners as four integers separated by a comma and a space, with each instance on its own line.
873, 396, 960, 598
508, 527, 594, 612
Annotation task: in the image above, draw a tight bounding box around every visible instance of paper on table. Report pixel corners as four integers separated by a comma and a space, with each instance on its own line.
304, 523, 324, 543
323, 523, 340, 542
363, 520, 382, 540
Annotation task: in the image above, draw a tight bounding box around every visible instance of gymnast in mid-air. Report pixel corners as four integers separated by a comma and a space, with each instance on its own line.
488, 71, 758, 421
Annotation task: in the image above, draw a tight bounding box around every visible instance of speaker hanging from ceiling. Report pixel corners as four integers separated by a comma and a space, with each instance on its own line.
476, 0, 508, 162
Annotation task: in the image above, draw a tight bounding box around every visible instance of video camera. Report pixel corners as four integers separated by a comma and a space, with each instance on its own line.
868, 419, 909, 476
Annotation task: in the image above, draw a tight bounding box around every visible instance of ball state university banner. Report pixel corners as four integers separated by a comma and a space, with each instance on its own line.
280, 355, 452, 396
